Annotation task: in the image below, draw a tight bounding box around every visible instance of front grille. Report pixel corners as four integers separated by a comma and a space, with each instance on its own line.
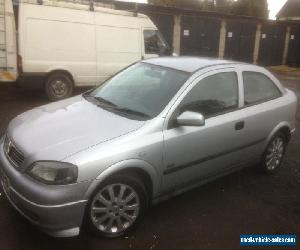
3, 135, 25, 168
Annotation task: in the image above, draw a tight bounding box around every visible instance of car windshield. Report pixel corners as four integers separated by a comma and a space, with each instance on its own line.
84, 63, 190, 120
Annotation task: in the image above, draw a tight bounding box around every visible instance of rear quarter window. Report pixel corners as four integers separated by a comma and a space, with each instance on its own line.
243, 71, 282, 106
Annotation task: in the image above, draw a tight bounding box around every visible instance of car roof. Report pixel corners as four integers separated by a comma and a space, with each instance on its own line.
143, 56, 246, 73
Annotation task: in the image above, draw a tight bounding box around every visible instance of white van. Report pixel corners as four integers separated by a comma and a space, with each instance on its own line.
1, 0, 171, 100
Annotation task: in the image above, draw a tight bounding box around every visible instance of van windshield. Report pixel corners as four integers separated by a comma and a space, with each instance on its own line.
84, 63, 190, 120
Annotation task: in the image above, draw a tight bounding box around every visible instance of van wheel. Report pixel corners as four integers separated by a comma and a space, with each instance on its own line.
85, 174, 148, 238
45, 72, 73, 101
261, 132, 287, 174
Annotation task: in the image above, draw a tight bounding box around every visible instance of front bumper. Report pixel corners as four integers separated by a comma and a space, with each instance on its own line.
0, 139, 91, 237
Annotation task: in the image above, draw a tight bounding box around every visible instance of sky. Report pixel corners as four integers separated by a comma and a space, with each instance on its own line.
118, 0, 288, 20
268, 0, 287, 19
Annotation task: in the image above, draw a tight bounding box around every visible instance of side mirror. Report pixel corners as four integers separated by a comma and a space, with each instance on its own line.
176, 111, 205, 127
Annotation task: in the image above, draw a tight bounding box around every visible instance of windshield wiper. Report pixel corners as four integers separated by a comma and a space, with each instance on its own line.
93, 96, 117, 107
83, 94, 150, 120
83, 94, 118, 110
113, 106, 151, 119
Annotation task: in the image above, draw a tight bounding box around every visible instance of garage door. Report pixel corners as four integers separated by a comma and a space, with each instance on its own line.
180, 15, 220, 57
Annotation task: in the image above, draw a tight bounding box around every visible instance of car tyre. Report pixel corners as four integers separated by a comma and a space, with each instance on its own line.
45, 72, 73, 101
85, 174, 149, 238
261, 132, 287, 174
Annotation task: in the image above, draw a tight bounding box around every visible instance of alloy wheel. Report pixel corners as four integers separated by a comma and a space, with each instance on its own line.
90, 183, 140, 235
265, 136, 284, 171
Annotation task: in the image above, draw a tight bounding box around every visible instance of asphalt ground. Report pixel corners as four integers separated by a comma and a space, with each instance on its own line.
0, 75, 299, 250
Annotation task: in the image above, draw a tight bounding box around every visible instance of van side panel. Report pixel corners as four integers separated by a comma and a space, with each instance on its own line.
19, 4, 97, 86
95, 24, 141, 82
94, 13, 142, 83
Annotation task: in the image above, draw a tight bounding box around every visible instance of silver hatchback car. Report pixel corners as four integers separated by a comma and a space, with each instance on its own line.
0, 57, 297, 238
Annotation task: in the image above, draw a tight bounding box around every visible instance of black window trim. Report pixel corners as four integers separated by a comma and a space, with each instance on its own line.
242, 71, 283, 108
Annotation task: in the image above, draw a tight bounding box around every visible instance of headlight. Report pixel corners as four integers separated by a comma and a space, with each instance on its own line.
28, 161, 78, 185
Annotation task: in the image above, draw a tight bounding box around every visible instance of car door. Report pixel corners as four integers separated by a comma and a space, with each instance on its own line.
162, 68, 246, 193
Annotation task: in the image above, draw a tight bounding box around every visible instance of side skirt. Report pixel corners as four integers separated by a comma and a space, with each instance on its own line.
152, 161, 258, 205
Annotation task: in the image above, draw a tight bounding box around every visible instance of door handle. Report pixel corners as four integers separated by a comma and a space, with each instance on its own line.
235, 121, 245, 131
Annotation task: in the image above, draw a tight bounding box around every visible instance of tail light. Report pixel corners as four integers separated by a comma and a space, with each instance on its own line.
17, 54, 23, 73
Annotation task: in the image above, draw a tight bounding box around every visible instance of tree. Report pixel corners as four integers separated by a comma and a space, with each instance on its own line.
253, 0, 268, 18
215, 0, 235, 13
148, 0, 204, 10
201, 0, 215, 11
148, 0, 269, 19
148, 0, 175, 7
231, 0, 268, 18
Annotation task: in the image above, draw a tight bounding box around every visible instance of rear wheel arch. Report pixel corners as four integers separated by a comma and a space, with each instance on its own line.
259, 124, 292, 174
277, 126, 292, 143
267, 123, 293, 146
261, 131, 287, 174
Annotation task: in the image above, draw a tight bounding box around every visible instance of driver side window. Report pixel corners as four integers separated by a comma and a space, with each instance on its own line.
144, 30, 168, 55
144, 30, 159, 54
177, 72, 239, 118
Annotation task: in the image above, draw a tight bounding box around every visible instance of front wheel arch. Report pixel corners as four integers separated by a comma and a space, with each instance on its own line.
86, 167, 153, 203
83, 160, 160, 203
111, 168, 153, 202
